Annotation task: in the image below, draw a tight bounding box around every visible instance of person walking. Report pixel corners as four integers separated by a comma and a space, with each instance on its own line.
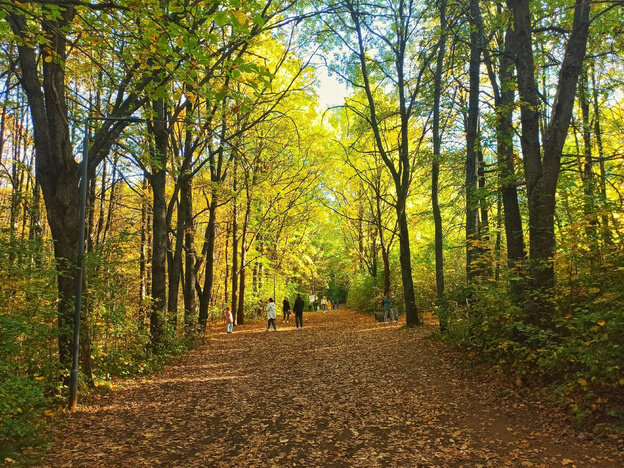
293, 293, 305, 330
266, 298, 277, 331
225, 306, 234, 333
321, 296, 327, 312
383, 294, 392, 324
282, 297, 291, 323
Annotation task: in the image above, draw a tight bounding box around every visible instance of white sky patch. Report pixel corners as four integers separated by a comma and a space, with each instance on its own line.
315, 68, 349, 110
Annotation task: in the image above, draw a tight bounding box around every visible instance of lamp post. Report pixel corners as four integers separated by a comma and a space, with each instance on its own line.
69, 116, 143, 410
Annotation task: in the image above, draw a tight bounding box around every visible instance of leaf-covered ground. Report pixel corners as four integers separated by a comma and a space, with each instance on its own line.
44, 309, 622, 467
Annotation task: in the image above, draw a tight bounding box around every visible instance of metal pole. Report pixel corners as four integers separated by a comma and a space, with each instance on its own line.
69, 120, 90, 411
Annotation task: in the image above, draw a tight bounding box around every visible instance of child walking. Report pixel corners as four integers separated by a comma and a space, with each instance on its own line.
226, 306, 234, 333
266, 298, 277, 331
282, 297, 291, 323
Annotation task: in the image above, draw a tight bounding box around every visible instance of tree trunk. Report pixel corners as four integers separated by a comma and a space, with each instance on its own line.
139, 175, 148, 325
579, 69, 597, 244
224, 221, 230, 305
396, 196, 419, 326
29, 180, 43, 266
433, 0, 447, 331
357, 197, 364, 272
167, 186, 184, 328
95, 157, 107, 247
465, 0, 482, 282
494, 196, 503, 281
149, 98, 168, 346
198, 190, 218, 331
369, 229, 378, 278
180, 170, 196, 333
237, 181, 253, 322
8, 124, 23, 266
101, 159, 118, 246
231, 164, 240, 324
477, 147, 490, 251
237, 251, 246, 321
590, 65, 611, 245
81, 172, 98, 388
497, 26, 526, 298
87, 177, 96, 254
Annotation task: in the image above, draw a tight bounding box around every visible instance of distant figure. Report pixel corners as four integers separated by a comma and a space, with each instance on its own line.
321, 296, 327, 312
293, 293, 305, 330
225, 306, 234, 333
266, 298, 277, 332
383, 294, 392, 324
308, 294, 315, 311
333, 299, 339, 310
282, 297, 291, 323
313, 298, 318, 311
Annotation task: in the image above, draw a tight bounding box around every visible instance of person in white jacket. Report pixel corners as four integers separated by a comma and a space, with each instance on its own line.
266, 298, 277, 331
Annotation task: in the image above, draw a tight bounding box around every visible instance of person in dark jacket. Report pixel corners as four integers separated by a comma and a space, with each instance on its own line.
282, 297, 291, 323
293, 293, 305, 329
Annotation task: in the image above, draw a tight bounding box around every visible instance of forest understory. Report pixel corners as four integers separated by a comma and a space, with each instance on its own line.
41, 309, 623, 467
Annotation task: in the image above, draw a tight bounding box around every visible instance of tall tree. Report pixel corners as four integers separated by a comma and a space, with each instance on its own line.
331, 0, 433, 326
432, 0, 448, 330
507, 0, 592, 322
465, 0, 483, 282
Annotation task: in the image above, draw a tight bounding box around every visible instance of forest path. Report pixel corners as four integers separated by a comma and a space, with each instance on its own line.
44, 309, 622, 467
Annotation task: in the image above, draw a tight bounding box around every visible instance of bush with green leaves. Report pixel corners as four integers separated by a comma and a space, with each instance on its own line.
346, 271, 384, 315
0, 367, 46, 457
0, 236, 58, 455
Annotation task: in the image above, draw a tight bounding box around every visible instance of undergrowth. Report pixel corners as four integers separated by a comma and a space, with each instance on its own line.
439, 241, 624, 438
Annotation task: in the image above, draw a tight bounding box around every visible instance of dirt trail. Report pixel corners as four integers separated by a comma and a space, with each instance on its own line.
44, 309, 622, 467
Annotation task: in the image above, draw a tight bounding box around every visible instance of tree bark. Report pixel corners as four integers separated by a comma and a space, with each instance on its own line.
149, 98, 168, 346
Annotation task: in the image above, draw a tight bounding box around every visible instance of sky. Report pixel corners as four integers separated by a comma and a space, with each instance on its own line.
315, 68, 349, 110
